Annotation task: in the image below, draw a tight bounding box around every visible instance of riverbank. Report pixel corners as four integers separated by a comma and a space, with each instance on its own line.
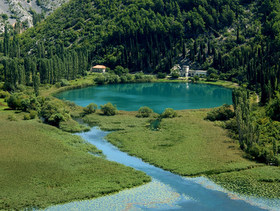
0, 110, 150, 210
83, 109, 280, 199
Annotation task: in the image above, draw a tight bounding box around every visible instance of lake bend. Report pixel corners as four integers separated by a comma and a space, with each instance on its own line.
50, 83, 280, 210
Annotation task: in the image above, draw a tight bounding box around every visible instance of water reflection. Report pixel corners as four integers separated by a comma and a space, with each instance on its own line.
56, 83, 233, 113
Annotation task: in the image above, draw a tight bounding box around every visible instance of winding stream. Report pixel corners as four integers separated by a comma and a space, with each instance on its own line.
45, 128, 280, 211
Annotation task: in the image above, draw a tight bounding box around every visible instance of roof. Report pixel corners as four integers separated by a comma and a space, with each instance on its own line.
92, 65, 106, 69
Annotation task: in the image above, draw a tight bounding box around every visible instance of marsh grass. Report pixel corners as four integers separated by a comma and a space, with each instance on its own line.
84, 109, 257, 176
0, 111, 150, 210
209, 166, 280, 198
83, 109, 280, 198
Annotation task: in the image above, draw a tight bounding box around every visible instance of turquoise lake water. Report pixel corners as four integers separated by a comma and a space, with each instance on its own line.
55, 83, 233, 113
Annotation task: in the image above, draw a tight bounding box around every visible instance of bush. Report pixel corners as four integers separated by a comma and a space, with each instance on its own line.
137, 106, 153, 118
94, 74, 107, 84
0, 90, 10, 99
206, 104, 235, 121
60, 79, 70, 87
8, 115, 17, 121
41, 99, 70, 126
7, 94, 22, 110
161, 108, 178, 118
157, 72, 167, 79
23, 114, 31, 120
83, 103, 97, 115
29, 110, 38, 119
170, 71, 180, 79
100, 102, 118, 116
113, 66, 129, 76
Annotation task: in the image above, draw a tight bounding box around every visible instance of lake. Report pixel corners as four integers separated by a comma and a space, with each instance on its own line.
55, 83, 233, 113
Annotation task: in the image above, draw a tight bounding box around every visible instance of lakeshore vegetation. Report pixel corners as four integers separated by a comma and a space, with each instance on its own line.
83, 108, 280, 199
0, 0, 280, 208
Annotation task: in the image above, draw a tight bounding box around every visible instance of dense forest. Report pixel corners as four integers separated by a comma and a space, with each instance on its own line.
0, 0, 280, 165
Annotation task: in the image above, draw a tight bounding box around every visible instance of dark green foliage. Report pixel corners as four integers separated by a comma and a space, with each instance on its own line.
157, 72, 167, 79
33, 74, 40, 96
0, 91, 10, 99
113, 66, 129, 76
161, 108, 178, 118
136, 106, 153, 118
100, 102, 118, 116
231, 89, 280, 166
206, 104, 235, 121
29, 110, 38, 119
41, 99, 70, 126
83, 103, 98, 115
7, 93, 22, 110
170, 71, 180, 79
266, 92, 280, 121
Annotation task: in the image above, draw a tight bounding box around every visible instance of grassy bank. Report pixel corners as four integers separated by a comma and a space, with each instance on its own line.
83, 109, 280, 198
197, 79, 239, 89
0, 111, 150, 210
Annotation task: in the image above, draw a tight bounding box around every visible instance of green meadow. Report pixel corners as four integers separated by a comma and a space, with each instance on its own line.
0, 111, 150, 210
84, 109, 280, 198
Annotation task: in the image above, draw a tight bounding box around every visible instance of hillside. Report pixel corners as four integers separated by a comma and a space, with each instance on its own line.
0, 0, 69, 32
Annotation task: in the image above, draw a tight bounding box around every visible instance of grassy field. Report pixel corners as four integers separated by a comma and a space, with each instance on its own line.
0, 111, 150, 210
84, 109, 280, 198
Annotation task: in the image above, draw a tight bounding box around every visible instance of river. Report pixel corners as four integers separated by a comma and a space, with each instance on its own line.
45, 127, 280, 211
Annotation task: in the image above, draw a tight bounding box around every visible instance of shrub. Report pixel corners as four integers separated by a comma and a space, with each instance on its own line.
29, 110, 38, 119
8, 115, 17, 121
170, 71, 180, 79
24, 114, 31, 120
161, 108, 178, 118
206, 104, 235, 121
41, 99, 70, 126
137, 106, 153, 118
0, 90, 10, 99
113, 66, 129, 76
100, 102, 118, 116
94, 74, 107, 84
60, 79, 70, 87
83, 103, 98, 115
7, 94, 22, 110
157, 72, 166, 79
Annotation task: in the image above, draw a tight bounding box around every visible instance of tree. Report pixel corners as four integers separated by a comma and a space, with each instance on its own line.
137, 106, 153, 118
33, 74, 40, 96
161, 108, 178, 118
100, 102, 118, 116
83, 103, 98, 115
